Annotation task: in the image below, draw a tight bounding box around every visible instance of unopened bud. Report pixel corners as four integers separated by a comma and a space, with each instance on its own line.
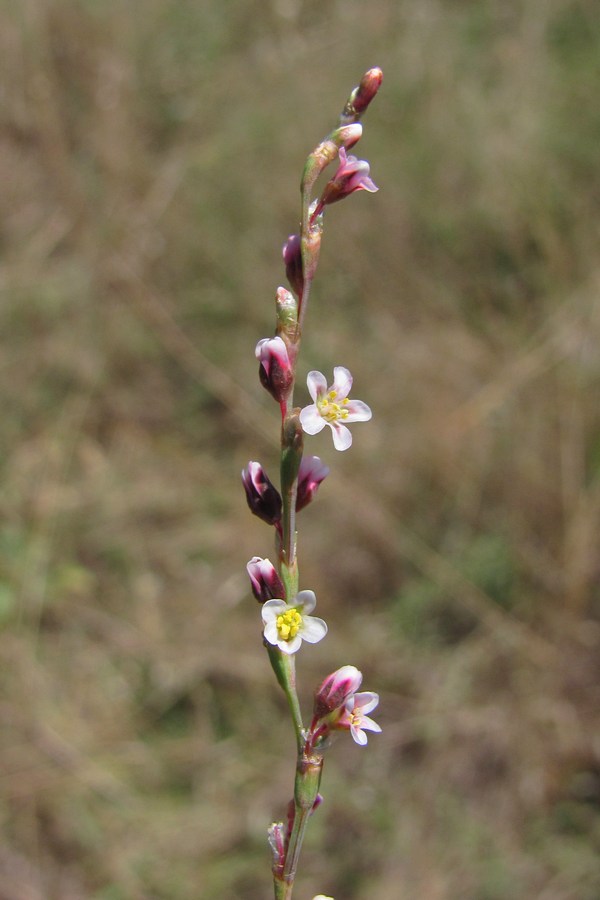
241, 461, 282, 526
246, 556, 285, 603
282, 235, 304, 299
255, 336, 293, 403
296, 456, 329, 512
302, 124, 363, 196
330, 122, 363, 152
313, 665, 363, 719
340, 66, 383, 125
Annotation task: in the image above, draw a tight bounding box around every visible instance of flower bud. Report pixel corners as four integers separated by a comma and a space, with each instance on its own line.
331, 122, 363, 151
246, 556, 285, 603
241, 461, 282, 526
255, 336, 294, 403
313, 665, 363, 720
282, 235, 304, 298
302, 124, 363, 196
340, 66, 383, 125
296, 455, 330, 512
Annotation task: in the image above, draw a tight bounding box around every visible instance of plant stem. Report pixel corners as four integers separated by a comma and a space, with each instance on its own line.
284, 751, 325, 880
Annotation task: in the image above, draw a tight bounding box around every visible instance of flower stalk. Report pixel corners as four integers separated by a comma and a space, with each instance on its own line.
242, 67, 384, 900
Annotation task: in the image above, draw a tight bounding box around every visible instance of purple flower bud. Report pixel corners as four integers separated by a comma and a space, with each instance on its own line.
314, 148, 378, 216
313, 665, 363, 720
255, 336, 294, 404
246, 556, 285, 603
241, 461, 282, 526
296, 455, 330, 512
282, 235, 304, 298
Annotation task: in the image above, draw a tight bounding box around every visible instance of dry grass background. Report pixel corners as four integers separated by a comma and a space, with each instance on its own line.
1, 1, 600, 898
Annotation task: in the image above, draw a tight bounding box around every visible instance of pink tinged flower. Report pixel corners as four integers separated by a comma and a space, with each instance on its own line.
246, 556, 285, 603
255, 336, 293, 403
282, 234, 304, 298
241, 461, 282, 526
299, 367, 372, 451
315, 147, 378, 215
313, 665, 363, 719
296, 455, 330, 512
338, 692, 382, 746
262, 590, 327, 655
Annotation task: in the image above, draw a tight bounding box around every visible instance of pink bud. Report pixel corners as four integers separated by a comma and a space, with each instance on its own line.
296, 456, 330, 512
241, 461, 282, 526
246, 556, 285, 603
340, 67, 384, 125
335, 122, 363, 151
282, 235, 303, 298
313, 665, 363, 719
255, 336, 293, 403
353, 67, 383, 115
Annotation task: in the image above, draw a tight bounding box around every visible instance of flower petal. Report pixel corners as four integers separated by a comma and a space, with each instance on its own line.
330, 421, 353, 451
261, 599, 287, 622
358, 715, 382, 734
306, 370, 328, 402
279, 634, 303, 654
300, 405, 327, 435
263, 620, 280, 646
352, 692, 379, 715
350, 725, 369, 745
331, 366, 353, 400
295, 589, 317, 614
343, 400, 372, 423
300, 615, 328, 643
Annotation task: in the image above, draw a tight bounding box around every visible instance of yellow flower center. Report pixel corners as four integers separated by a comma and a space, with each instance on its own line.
276, 608, 303, 641
317, 390, 350, 423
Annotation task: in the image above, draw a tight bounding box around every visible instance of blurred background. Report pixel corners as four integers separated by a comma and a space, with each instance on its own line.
1, 1, 599, 898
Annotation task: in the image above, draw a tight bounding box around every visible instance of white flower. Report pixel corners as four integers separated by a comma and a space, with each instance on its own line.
340, 692, 382, 746
312, 896, 335, 900
262, 590, 327, 655
299, 367, 372, 451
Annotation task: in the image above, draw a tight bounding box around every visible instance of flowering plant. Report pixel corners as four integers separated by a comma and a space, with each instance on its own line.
242, 68, 383, 900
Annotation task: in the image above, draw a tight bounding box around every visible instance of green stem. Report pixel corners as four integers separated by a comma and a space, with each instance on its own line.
284, 752, 325, 881
266, 645, 304, 751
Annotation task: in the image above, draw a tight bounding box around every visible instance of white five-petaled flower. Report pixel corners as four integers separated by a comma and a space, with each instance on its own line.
262, 590, 327, 655
339, 692, 382, 746
299, 367, 372, 451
